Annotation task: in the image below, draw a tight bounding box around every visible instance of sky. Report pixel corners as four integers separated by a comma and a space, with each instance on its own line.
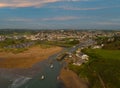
0, 0, 120, 30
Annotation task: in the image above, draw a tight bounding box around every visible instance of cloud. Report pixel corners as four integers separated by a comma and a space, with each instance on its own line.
1, 16, 79, 22
2, 18, 33, 22
0, 0, 91, 8
96, 22, 120, 26
0, 0, 60, 8
110, 18, 120, 22
42, 16, 79, 21
0, 3, 7, 7
50, 5, 120, 11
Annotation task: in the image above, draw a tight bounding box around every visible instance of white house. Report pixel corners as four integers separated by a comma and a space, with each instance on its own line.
73, 62, 82, 66
92, 45, 101, 49
81, 54, 89, 60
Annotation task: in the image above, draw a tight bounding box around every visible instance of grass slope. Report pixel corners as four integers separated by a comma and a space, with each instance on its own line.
69, 49, 120, 88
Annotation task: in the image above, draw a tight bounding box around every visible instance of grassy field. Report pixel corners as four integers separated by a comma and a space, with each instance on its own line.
69, 49, 120, 88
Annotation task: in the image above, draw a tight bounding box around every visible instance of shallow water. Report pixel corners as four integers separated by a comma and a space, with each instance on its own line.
0, 53, 65, 88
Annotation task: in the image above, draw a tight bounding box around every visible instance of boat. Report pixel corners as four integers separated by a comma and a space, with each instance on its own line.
50, 64, 54, 69
41, 75, 45, 80
57, 76, 60, 80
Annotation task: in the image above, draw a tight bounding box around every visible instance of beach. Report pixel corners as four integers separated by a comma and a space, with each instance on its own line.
0, 46, 62, 68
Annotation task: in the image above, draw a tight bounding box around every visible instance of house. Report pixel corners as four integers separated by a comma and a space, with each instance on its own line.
73, 62, 82, 66
92, 45, 101, 49
81, 54, 89, 60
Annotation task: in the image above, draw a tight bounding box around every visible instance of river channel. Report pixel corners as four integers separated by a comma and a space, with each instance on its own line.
0, 52, 65, 88
0, 39, 94, 88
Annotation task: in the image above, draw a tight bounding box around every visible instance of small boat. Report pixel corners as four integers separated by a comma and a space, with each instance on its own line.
50, 64, 54, 69
57, 76, 60, 80
41, 75, 45, 80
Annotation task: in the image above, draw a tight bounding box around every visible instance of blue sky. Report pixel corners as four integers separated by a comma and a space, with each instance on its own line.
0, 0, 120, 29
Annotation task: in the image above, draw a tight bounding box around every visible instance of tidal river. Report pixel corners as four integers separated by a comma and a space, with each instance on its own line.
0, 39, 94, 88
0, 52, 65, 88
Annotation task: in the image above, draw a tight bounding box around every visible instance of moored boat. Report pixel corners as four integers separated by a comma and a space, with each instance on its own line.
41, 75, 45, 80
50, 64, 54, 69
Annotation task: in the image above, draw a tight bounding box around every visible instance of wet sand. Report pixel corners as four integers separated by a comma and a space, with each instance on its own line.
0, 46, 62, 68
60, 68, 89, 88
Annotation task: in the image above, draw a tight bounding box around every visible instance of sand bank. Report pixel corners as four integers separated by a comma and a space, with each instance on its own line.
60, 68, 89, 88
0, 46, 62, 68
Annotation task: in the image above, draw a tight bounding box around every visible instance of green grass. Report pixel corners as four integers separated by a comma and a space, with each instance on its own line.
36, 39, 79, 48
69, 49, 120, 88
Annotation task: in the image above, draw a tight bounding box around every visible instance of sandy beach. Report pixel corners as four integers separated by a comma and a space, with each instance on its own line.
0, 46, 62, 68
60, 68, 89, 88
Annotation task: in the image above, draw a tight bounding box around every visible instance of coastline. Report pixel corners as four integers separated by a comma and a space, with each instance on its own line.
60, 68, 89, 88
0, 45, 63, 68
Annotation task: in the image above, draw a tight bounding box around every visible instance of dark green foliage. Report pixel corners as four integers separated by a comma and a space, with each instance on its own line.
0, 38, 31, 48
103, 40, 120, 50
0, 29, 38, 35
96, 36, 120, 50
0, 38, 33, 53
36, 39, 79, 48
